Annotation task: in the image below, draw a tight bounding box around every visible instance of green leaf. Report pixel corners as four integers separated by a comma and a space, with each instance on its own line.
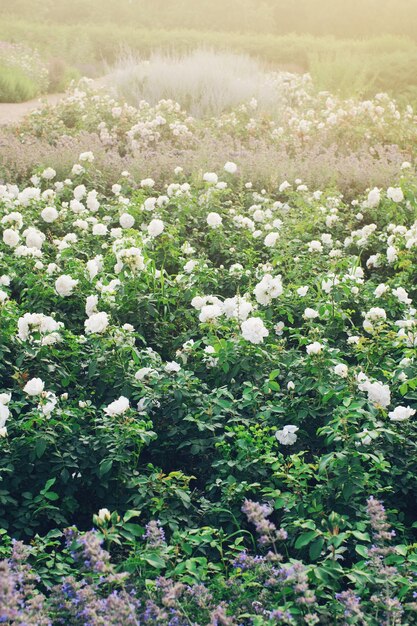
342, 483, 355, 500
35, 439, 47, 459
99, 459, 113, 476
123, 509, 142, 522
295, 530, 318, 550
355, 545, 368, 557
399, 383, 408, 395
351, 530, 370, 541
144, 554, 165, 568
268, 380, 280, 391
122, 523, 145, 537
44, 492, 59, 501
43, 478, 56, 493
309, 537, 324, 560
269, 369, 280, 381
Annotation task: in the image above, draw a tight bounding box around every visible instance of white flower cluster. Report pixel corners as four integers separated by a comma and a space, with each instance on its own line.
357, 373, 391, 409
17, 313, 63, 345
253, 274, 283, 305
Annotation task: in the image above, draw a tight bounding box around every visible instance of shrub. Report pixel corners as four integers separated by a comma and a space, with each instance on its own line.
1, 62, 417, 623
0, 64, 39, 103
106, 50, 285, 117
0, 42, 48, 102
47, 58, 80, 93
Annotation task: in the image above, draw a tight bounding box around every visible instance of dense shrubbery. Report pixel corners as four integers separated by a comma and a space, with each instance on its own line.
1, 78, 417, 622
0, 64, 40, 103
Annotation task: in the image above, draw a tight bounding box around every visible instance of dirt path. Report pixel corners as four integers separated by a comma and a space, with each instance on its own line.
0, 93, 65, 125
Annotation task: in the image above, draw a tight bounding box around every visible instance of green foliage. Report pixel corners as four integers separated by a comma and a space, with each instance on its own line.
1, 59, 417, 622
47, 58, 80, 93
2, 18, 417, 101
0, 64, 40, 103
5, 0, 417, 40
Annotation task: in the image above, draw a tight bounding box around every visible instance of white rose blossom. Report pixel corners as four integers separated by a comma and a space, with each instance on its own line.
23, 378, 45, 396
241, 317, 269, 344
276, 425, 299, 445
104, 396, 130, 416
55, 275, 78, 297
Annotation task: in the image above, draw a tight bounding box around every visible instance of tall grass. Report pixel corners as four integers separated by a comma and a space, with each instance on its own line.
5, 0, 417, 40
308, 52, 378, 98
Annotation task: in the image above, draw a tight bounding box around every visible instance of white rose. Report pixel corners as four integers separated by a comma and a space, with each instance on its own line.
72, 164, 84, 176
306, 342, 323, 355
199, 304, 223, 323
334, 363, 348, 378
264, 232, 279, 247
367, 187, 380, 207
0, 403, 10, 428
55, 275, 78, 297
41, 206, 59, 223
79, 151, 94, 163
41, 167, 56, 180
84, 311, 109, 334
387, 187, 404, 203
135, 367, 155, 381
388, 405, 416, 421
0, 393, 11, 405
276, 425, 299, 445
104, 396, 130, 416
92, 224, 107, 236
206, 212, 222, 228
147, 219, 164, 237
165, 361, 181, 373
97, 507, 111, 521
224, 161, 237, 174
304, 308, 319, 320
119, 213, 135, 229
241, 317, 269, 344
23, 377, 45, 396
203, 172, 218, 184
3, 229, 20, 247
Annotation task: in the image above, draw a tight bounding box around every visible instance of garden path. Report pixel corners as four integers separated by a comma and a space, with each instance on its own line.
0, 93, 65, 125
0, 75, 112, 125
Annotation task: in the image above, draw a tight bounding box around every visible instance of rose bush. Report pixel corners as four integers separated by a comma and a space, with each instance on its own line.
1, 83, 417, 623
